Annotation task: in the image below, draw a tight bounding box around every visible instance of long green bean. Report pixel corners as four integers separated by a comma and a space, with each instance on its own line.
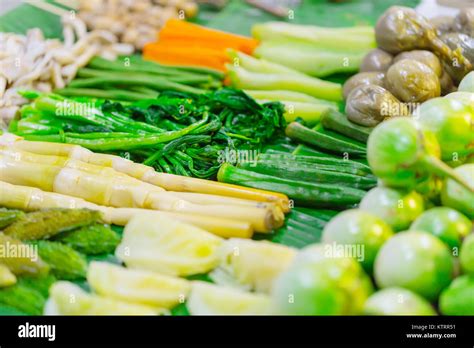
55, 87, 154, 101
77, 68, 213, 86
68, 77, 205, 94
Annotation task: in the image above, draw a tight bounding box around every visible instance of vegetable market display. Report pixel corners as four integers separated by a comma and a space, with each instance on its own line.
0, 2, 473, 317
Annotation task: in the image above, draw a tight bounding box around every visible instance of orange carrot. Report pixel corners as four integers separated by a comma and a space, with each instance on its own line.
143, 43, 228, 71
158, 37, 253, 53
159, 19, 259, 54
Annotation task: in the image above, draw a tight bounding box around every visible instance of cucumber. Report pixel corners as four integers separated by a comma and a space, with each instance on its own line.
321, 109, 373, 143
218, 164, 365, 208
286, 122, 366, 157
30, 240, 88, 280
0, 283, 46, 315
239, 157, 376, 189
4, 209, 102, 241
0, 208, 24, 229
54, 224, 121, 255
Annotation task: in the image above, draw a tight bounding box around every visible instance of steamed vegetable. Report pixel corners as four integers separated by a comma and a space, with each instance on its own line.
360, 186, 424, 231
0, 264, 16, 287
45, 281, 161, 315
16, 274, 56, 298
3, 209, 101, 241
2, 135, 290, 212
374, 231, 454, 301
439, 275, 474, 315
367, 117, 472, 191
322, 209, 393, 273
320, 109, 373, 143
441, 164, 474, 219
144, 44, 229, 72
0, 283, 46, 315
0, 181, 255, 238
238, 153, 376, 189
410, 207, 472, 249
244, 89, 337, 106
31, 240, 87, 280
226, 65, 343, 102
360, 48, 393, 72
458, 71, 474, 92
53, 224, 121, 255
210, 238, 296, 293
187, 281, 272, 315
252, 22, 376, 52
364, 288, 436, 315
87, 262, 190, 309
13, 89, 287, 181
285, 122, 366, 156
345, 84, 407, 126
0, 155, 280, 232
116, 215, 223, 277
385, 59, 440, 103
375, 6, 472, 83
342, 72, 385, 99
415, 97, 473, 161
0, 208, 24, 229
0, 233, 50, 276
460, 234, 474, 275
143, 19, 258, 71
251, 22, 374, 76
159, 19, 259, 55
218, 164, 366, 209
392, 50, 442, 76
77, 1, 198, 50
272, 244, 373, 315
254, 42, 367, 78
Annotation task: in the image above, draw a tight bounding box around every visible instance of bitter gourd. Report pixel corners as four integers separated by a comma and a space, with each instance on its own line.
54, 224, 121, 255
0, 208, 24, 229
4, 209, 101, 241
0, 283, 46, 315
30, 240, 87, 280
17, 274, 56, 297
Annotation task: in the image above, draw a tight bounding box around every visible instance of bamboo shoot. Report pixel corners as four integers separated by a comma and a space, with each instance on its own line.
0, 181, 253, 238
0, 155, 279, 231
1, 135, 290, 211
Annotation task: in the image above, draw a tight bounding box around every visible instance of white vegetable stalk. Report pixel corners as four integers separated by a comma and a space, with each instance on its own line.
0, 181, 253, 238
0, 154, 279, 232
0, 134, 290, 212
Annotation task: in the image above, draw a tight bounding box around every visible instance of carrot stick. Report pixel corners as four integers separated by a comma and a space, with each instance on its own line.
157, 37, 253, 53
159, 19, 259, 54
143, 44, 227, 71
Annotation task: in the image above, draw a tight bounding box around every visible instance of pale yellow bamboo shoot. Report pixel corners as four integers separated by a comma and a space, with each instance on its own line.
0, 156, 280, 231
1, 135, 290, 211
0, 181, 253, 238
0, 147, 136, 181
